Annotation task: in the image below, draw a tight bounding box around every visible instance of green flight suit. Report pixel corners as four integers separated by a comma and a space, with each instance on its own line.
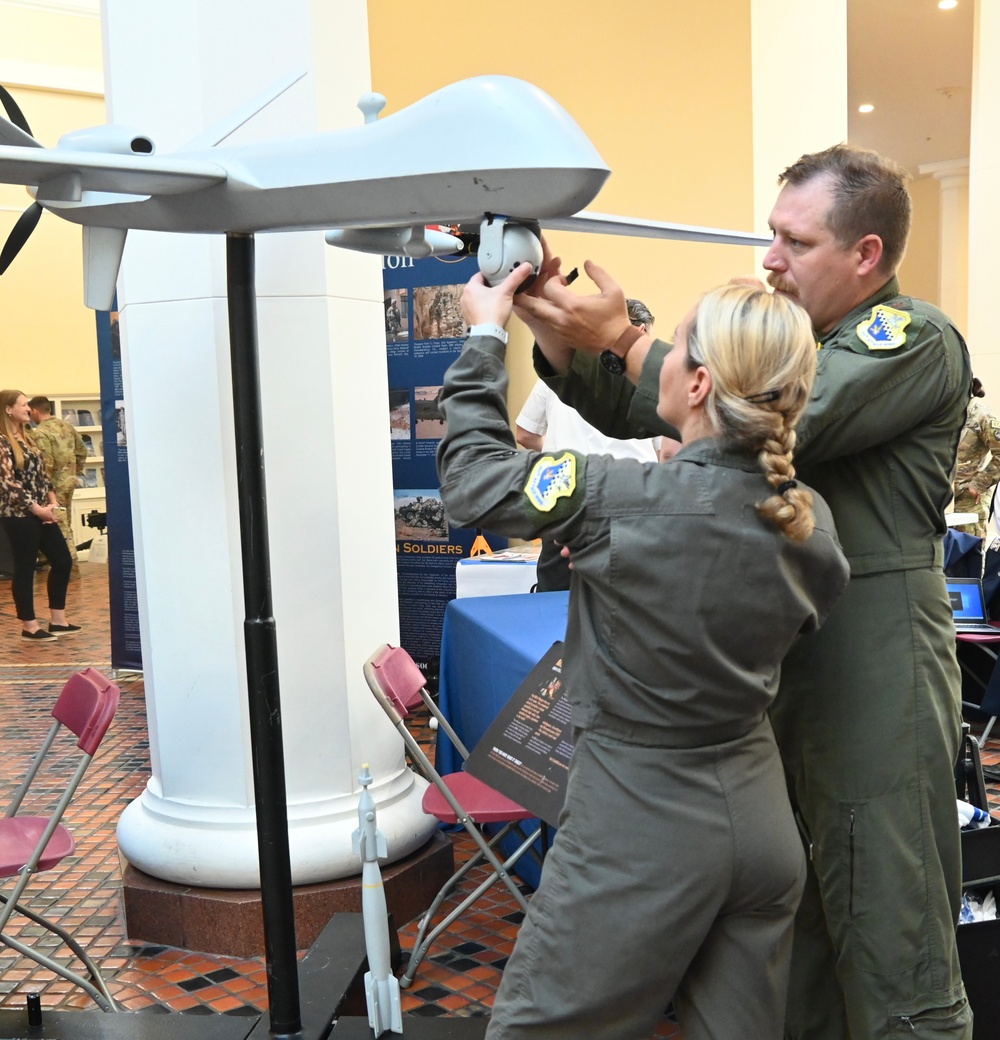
437, 333, 849, 1040
538, 277, 973, 1039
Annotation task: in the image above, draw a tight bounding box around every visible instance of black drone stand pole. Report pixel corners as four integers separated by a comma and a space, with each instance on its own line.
226, 232, 302, 1038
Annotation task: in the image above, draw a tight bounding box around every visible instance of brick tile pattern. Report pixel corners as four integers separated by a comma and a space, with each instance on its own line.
17, 564, 999, 1037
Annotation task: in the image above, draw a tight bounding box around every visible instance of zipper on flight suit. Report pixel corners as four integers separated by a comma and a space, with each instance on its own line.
793, 811, 813, 860
849, 809, 856, 917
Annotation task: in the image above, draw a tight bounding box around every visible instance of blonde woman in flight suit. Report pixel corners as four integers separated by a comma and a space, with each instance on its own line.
436, 266, 849, 1040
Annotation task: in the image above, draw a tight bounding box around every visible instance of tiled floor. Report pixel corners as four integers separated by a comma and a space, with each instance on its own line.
2, 564, 998, 1037
0, 565, 683, 1032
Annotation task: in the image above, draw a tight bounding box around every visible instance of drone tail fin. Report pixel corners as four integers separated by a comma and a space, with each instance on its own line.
180, 71, 306, 152
83, 226, 127, 311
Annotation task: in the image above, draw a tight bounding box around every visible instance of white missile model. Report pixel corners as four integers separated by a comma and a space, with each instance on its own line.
352, 764, 403, 1037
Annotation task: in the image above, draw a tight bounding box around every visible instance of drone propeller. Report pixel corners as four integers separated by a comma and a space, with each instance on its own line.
0, 84, 43, 275
0, 202, 43, 275
0, 83, 31, 135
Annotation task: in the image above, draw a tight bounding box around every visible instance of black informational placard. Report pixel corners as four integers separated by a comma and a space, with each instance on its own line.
464, 641, 573, 826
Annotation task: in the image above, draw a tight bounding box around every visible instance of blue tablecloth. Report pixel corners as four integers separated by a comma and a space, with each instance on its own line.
438, 591, 569, 775
437, 591, 569, 889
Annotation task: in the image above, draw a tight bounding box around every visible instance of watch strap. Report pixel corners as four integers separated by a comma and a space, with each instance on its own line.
467, 323, 509, 344
606, 323, 645, 362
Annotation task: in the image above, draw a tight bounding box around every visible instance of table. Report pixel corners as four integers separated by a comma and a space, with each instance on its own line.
438, 591, 569, 889
957, 629, 1000, 746
455, 548, 540, 598
438, 591, 569, 774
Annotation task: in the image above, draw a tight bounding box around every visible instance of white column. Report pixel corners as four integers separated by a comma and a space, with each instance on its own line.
918, 160, 970, 333
109, 0, 435, 887
968, 0, 1000, 389
750, 0, 848, 257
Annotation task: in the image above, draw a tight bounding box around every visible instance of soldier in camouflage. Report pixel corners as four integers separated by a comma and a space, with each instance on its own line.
952, 377, 1000, 541
28, 396, 86, 565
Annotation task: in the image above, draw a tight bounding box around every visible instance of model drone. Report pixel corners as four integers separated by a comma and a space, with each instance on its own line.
0, 73, 770, 1040
0, 73, 767, 309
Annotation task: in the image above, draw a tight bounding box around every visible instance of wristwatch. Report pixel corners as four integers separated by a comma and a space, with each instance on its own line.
467, 323, 509, 345
599, 324, 645, 375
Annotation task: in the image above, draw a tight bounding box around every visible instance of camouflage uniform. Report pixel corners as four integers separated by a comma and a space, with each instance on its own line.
952, 397, 1000, 541
538, 276, 973, 1039
31, 416, 86, 563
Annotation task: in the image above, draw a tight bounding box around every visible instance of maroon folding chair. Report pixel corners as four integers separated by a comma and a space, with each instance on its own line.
364, 643, 541, 987
0, 667, 121, 1011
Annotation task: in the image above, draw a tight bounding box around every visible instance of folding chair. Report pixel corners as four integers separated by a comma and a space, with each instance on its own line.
364, 643, 543, 988
0, 667, 122, 1012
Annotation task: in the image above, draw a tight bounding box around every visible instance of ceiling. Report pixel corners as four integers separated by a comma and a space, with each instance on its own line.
848, 0, 973, 175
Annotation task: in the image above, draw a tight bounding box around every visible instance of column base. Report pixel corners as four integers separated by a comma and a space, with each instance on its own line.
121, 830, 453, 957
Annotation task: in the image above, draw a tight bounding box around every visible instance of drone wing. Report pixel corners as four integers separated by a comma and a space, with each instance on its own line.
0, 140, 226, 197
541, 210, 770, 248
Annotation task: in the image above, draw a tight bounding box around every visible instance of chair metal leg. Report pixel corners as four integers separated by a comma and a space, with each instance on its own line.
981, 715, 997, 747
0, 894, 118, 1011
401, 822, 522, 986
0, 929, 116, 1011
401, 824, 540, 988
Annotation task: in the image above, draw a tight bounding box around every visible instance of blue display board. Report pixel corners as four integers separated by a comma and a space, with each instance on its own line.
381, 253, 505, 689
95, 306, 142, 671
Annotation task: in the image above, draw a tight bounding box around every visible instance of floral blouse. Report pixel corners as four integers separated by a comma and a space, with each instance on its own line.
0, 435, 54, 519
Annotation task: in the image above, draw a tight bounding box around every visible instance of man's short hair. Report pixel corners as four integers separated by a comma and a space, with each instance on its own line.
778, 143, 911, 276
626, 298, 655, 328
28, 396, 53, 414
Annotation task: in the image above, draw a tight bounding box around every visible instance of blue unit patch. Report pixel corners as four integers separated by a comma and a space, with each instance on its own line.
525, 453, 577, 512
857, 305, 911, 350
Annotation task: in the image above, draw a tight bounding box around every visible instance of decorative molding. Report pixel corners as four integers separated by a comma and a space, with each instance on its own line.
0, 0, 99, 16
0, 58, 103, 97
918, 158, 970, 180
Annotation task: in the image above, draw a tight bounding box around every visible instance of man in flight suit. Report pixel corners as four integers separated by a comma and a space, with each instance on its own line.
513, 144, 973, 1039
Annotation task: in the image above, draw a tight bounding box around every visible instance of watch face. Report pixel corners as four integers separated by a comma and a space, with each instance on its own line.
599, 350, 624, 375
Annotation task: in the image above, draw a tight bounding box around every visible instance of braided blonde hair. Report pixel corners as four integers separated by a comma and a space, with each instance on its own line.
686, 286, 817, 541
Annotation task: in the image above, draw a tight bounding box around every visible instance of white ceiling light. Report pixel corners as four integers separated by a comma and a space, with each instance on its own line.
858, 103, 875, 113
938, 0, 958, 10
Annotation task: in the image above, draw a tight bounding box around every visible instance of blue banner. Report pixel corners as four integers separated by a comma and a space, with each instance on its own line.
95, 305, 142, 671
381, 253, 506, 689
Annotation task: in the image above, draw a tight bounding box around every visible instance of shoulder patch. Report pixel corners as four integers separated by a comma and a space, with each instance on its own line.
525, 453, 577, 512
857, 305, 911, 350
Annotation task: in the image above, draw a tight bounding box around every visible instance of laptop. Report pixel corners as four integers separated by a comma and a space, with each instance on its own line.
947, 578, 999, 634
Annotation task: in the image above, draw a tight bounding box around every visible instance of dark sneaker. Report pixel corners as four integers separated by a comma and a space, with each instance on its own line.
22, 629, 57, 641
48, 623, 82, 634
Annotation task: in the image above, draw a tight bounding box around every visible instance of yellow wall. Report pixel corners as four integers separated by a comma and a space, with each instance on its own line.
0, 5, 104, 394
899, 174, 941, 310
0, 4, 959, 406
368, 0, 757, 413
